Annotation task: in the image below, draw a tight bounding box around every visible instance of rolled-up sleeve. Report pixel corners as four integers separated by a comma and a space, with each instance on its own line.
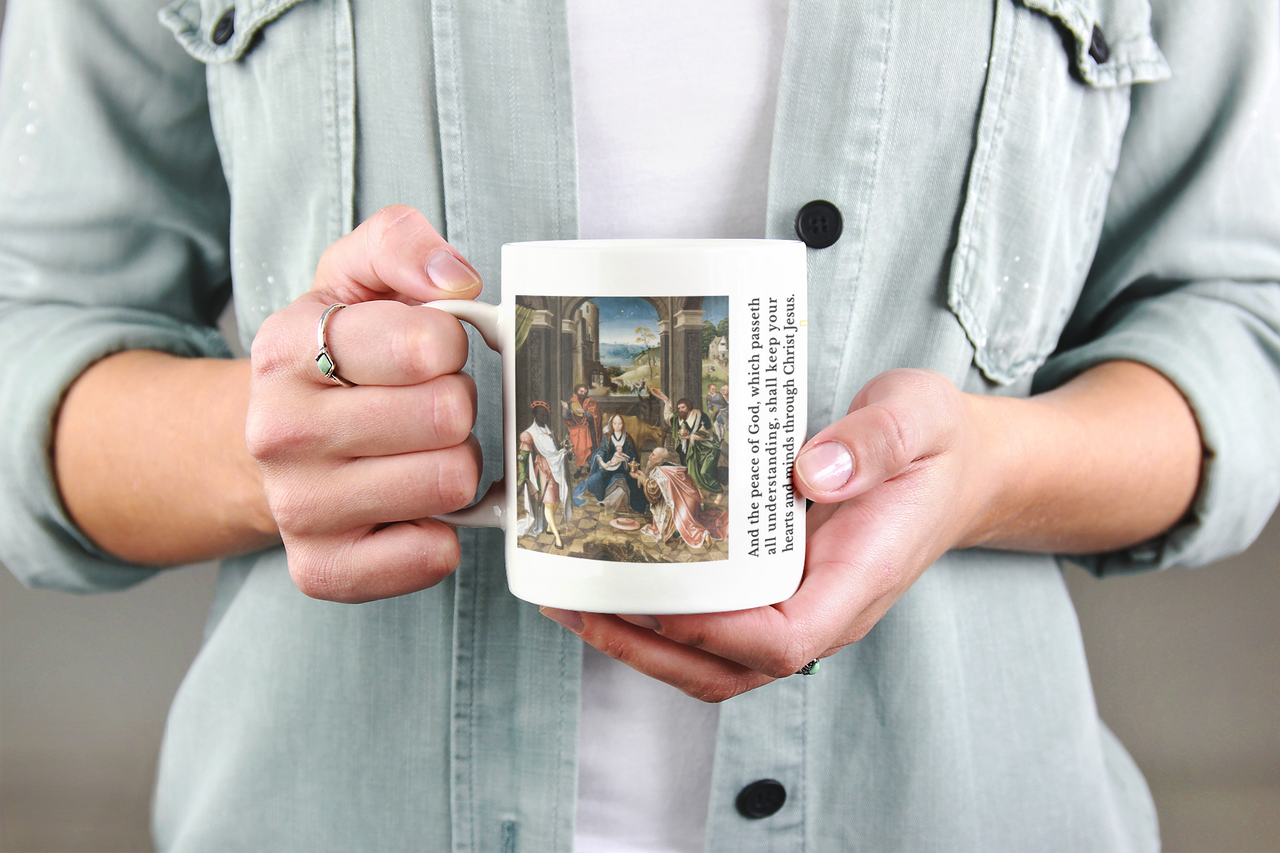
1035, 5, 1280, 575
0, 0, 233, 591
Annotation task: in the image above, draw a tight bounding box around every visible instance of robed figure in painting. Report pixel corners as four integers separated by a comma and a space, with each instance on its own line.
706, 383, 728, 441
561, 384, 600, 471
629, 448, 728, 549
517, 401, 571, 549
651, 388, 723, 501
573, 414, 650, 515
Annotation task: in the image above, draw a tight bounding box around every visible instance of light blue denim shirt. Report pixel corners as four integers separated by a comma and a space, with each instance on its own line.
2, 1, 1279, 851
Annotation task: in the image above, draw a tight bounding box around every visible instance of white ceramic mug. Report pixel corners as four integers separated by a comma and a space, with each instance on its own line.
432, 239, 807, 614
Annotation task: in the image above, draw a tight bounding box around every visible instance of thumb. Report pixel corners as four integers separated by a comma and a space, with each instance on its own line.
313, 205, 482, 305
792, 369, 959, 503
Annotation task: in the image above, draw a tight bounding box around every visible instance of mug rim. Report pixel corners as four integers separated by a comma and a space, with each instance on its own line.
503, 238, 803, 251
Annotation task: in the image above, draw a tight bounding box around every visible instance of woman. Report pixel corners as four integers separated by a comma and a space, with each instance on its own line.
2, 3, 1278, 851
573, 413, 650, 516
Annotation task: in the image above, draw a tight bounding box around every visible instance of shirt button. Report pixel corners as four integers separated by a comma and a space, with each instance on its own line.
212, 8, 236, 46
1088, 24, 1110, 64
735, 779, 787, 819
794, 200, 843, 249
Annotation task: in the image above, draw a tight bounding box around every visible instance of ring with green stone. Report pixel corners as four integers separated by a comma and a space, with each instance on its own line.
315, 303, 357, 387
796, 659, 821, 677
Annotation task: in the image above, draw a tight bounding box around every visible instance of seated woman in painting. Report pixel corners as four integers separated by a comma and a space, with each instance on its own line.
572, 414, 650, 516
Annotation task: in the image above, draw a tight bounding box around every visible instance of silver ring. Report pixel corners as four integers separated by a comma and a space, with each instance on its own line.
315, 303, 356, 387
796, 659, 821, 677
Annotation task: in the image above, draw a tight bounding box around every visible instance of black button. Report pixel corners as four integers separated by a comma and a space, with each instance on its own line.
736, 779, 787, 819
794, 200, 843, 249
212, 8, 236, 46
1088, 24, 1110, 65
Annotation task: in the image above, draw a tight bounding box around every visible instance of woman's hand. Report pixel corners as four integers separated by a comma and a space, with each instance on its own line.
542, 362, 1201, 702
247, 205, 485, 603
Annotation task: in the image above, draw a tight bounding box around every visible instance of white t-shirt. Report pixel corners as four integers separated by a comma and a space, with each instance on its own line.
567, 3, 789, 851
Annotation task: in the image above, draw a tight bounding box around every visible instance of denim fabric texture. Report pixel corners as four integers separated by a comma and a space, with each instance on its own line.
1, 1, 1278, 850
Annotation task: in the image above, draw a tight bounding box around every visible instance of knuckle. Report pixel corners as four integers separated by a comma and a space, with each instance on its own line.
385, 319, 432, 380
755, 624, 823, 679
245, 409, 302, 462
249, 314, 297, 379
657, 621, 711, 651
844, 621, 875, 645
286, 542, 355, 602
242, 413, 276, 461
850, 404, 915, 475
313, 242, 345, 288
430, 448, 481, 512
684, 672, 752, 704
288, 560, 329, 600
439, 477, 475, 514
759, 644, 812, 680
903, 368, 961, 419
386, 314, 469, 384
391, 522, 462, 593
243, 406, 272, 460
426, 525, 463, 574
875, 405, 915, 469
826, 637, 855, 657
593, 633, 635, 667
267, 497, 313, 539
365, 204, 422, 251
266, 476, 332, 538
426, 376, 478, 446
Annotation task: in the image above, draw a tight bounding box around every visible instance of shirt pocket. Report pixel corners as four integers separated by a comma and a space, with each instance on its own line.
160, 0, 312, 63
158, 0, 355, 343
948, 0, 1170, 385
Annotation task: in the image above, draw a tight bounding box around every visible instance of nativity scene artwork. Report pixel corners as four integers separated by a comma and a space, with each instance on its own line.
514, 295, 731, 563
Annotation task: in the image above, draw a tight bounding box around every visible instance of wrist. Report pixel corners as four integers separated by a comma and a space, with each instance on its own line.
951, 391, 1039, 551
55, 352, 279, 565
951, 361, 1201, 555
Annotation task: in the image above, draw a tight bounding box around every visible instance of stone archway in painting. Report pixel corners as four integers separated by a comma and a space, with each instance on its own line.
515, 294, 713, 447
557, 295, 707, 409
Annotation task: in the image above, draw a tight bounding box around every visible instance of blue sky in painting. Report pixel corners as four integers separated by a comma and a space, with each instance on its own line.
594, 296, 728, 346
595, 297, 658, 346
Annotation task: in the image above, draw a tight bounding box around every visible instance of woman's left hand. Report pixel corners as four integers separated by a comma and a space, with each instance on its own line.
542, 369, 1001, 701
540, 361, 1201, 702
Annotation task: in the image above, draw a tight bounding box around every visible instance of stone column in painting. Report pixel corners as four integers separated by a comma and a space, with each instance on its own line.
523, 308, 557, 432
671, 307, 705, 406
658, 317, 670, 400
580, 300, 599, 388
569, 313, 585, 392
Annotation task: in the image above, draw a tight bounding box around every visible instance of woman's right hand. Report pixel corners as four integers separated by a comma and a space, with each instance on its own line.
246, 206, 484, 603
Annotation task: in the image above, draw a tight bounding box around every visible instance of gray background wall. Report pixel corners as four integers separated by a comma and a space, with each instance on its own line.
0, 0, 1277, 849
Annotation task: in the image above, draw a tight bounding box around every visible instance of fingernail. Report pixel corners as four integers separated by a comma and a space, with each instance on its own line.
618, 614, 662, 631
426, 249, 480, 292
795, 441, 854, 492
541, 607, 584, 634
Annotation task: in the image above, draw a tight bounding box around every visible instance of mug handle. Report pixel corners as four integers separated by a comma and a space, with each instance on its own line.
423, 300, 507, 530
